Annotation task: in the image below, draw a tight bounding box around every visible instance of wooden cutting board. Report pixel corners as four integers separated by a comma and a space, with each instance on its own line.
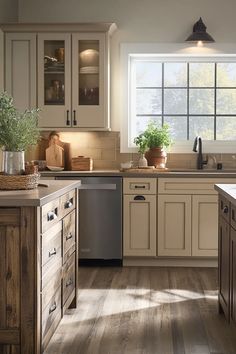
46, 144, 65, 168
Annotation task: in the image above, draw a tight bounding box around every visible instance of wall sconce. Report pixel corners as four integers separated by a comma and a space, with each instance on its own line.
185, 17, 215, 44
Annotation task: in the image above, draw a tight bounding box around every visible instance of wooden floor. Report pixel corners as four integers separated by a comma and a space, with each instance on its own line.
45, 267, 236, 354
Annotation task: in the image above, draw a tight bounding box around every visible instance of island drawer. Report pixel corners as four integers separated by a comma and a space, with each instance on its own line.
60, 189, 76, 218
231, 202, 236, 230
42, 222, 62, 268
41, 197, 60, 233
42, 267, 62, 311
123, 178, 157, 194
63, 253, 75, 307
63, 210, 76, 259
42, 286, 61, 350
219, 195, 230, 223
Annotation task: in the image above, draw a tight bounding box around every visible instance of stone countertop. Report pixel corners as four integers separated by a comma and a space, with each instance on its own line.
215, 184, 236, 204
40, 169, 236, 178
0, 180, 81, 207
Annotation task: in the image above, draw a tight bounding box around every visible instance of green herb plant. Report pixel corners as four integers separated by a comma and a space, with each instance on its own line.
0, 92, 40, 151
133, 134, 148, 154
143, 122, 172, 149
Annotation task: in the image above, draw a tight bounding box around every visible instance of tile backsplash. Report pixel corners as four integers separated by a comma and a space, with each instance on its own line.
25, 131, 236, 170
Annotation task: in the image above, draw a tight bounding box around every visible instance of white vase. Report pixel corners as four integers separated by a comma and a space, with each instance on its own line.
2, 151, 25, 175
138, 153, 148, 167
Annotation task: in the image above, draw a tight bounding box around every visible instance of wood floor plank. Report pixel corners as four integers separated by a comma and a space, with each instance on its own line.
44, 267, 236, 354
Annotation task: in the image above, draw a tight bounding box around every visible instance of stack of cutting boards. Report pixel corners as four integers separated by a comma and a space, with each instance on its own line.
46, 144, 65, 168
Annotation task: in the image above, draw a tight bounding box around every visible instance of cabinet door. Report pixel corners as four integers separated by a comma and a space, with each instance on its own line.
72, 33, 107, 129
231, 227, 236, 325
218, 216, 230, 321
5, 33, 36, 110
123, 194, 156, 256
158, 195, 191, 256
192, 195, 218, 256
38, 33, 71, 128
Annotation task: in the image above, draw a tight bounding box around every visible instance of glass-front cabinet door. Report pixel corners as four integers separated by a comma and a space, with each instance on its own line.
72, 33, 106, 128
38, 33, 71, 128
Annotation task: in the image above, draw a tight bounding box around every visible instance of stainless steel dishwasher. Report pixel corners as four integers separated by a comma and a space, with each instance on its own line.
56, 176, 122, 266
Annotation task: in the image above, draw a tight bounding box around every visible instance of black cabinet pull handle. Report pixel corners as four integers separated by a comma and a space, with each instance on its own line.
134, 185, 146, 189
49, 248, 57, 257
49, 302, 57, 314
223, 206, 228, 214
65, 200, 73, 209
66, 278, 73, 287
232, 209, 235, 220
73, 110, 77, 125
66, 233, 73, 241
134, 195, 146, 201
66, 110, 70, 126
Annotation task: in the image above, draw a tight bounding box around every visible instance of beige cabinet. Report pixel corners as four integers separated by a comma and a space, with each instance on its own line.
5, 32, 37, 110
1, 23, 116, 131
192, 195, 218, 256
123, 178, 157, 257
158, 195, 192, 256
158, 178, 235, 258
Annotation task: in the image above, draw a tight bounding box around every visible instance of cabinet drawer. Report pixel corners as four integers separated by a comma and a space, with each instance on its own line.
41, 222, 62, 290
123, 178, 157, 194
63, 253, 75, 307
231, 202, 236, 230
60, 190, 76, 218
42, 267, 62, 311
42, 286, 61, 350
41, 198, 60, 233
42, 222, 62, 268
63, 210, 76, 259
158, 178, 236, 195
219, 195, 230, 223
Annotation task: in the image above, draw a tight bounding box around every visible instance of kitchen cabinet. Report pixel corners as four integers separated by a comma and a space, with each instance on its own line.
1, 23, 116, 130
158, 195, 191, 256
157, 178, 235, 257
0, 181, 79, 353
5, 32, 37, 110
123, 178, 157, 257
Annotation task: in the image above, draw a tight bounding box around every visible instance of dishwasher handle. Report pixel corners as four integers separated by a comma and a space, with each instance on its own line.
79, 183, 117, 190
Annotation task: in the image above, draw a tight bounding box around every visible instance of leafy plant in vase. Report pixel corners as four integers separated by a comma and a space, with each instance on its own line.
0, 92, 40, 175
135, 122, 172, 168
134, 134, 148, 167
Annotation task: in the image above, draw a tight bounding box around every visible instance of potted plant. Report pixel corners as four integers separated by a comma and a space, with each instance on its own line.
133, 134, 148, 167
139, 122, 172, 168
0, 92, 40, 175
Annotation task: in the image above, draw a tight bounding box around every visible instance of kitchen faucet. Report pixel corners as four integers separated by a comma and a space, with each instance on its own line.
192, 136, 208, 169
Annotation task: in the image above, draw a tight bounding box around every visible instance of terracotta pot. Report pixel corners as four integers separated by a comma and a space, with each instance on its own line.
145, 147, 167, 168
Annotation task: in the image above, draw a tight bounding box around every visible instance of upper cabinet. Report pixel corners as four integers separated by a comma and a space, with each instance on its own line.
1, 23, 116, 130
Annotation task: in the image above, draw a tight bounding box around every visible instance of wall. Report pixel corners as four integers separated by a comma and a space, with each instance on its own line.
18, 0, 236, 132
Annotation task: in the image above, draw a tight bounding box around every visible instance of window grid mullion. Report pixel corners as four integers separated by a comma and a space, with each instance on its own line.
162, 62, 164, 126
187, 63, 190, 140
214, 63, 217, 140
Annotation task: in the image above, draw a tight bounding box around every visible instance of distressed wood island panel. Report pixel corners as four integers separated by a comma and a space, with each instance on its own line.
0, 181, 79, 354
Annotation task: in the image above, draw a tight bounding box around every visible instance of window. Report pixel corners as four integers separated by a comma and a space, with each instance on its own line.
120, 44, 236, 153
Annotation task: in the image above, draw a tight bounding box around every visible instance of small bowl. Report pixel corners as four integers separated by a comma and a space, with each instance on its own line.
120, 162, 132, 169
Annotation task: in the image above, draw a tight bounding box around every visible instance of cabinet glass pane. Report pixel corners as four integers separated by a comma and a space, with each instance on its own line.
44, 40, 65, 105
79, 40, 99, 105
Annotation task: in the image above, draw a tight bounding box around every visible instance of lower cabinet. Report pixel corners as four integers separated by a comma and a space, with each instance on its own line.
192, 195, 218, 256
158, 195, 191, 256
123, 194, 156, 256
158, 194, 218, 257
230, 227, 236, 324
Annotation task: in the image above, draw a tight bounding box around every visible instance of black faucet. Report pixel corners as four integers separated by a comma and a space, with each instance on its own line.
192, 136, 208, 169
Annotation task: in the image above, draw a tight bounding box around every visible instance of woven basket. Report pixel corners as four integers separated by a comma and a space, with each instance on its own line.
0, 173, 40, 190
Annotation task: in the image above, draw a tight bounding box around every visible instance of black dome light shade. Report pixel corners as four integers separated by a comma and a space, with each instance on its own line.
185, 17, 215, 43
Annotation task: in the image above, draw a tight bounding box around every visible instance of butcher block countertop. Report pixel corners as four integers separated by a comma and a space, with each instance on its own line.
0, 180, 81, 207
40, 169, 236, 178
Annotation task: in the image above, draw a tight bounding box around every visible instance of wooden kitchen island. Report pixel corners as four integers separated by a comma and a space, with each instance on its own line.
215, 184, 236, 325
0, 180, 80, 354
